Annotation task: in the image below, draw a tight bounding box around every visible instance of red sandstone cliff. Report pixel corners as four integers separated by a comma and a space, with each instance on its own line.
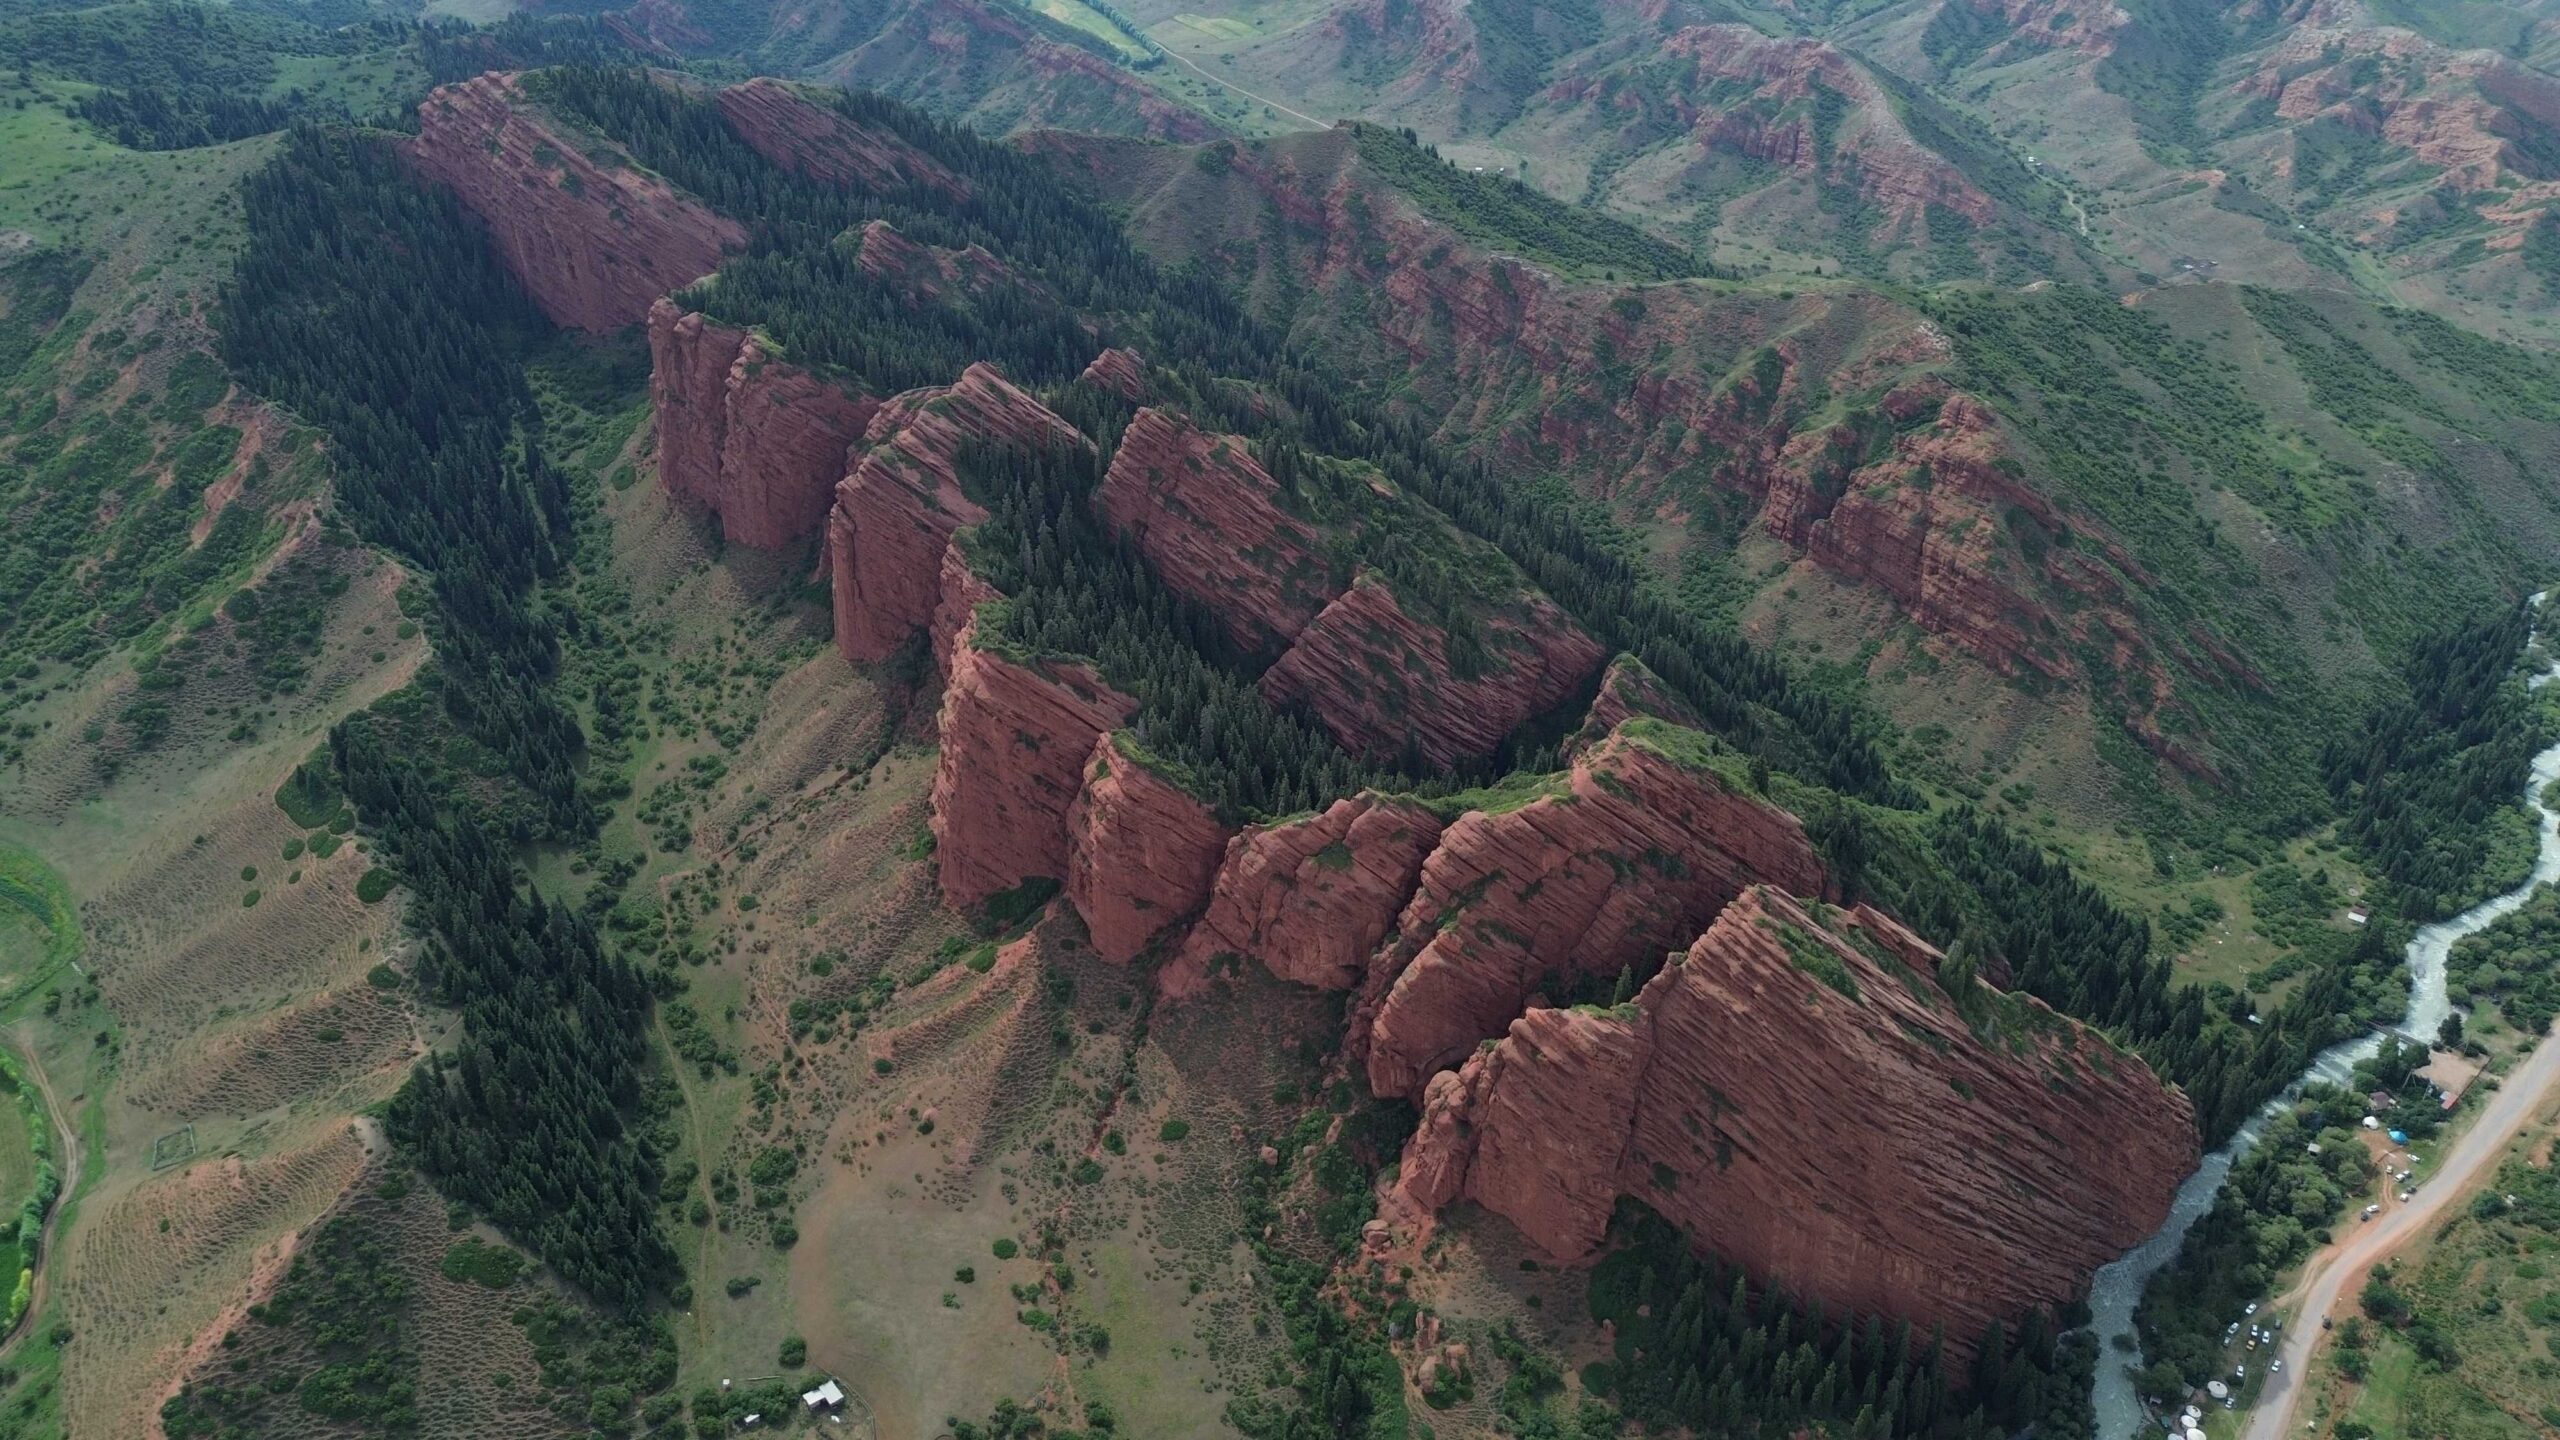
406, 74, 744, 332
1261, 575, 1605, 769
1564, 654, 1700, 756
646, 300, 878, 550
1096, 408, 1336, 653
1064, 734, 1233, 964
1397, 885, 2195, 1358
1360, 722, 1826, 1098
1162, 793, 1447, 998
1034, 130, 2243, 775
829, 363, 1085, 663
1079, 348, 1150, 402
929, 613, 1138, 908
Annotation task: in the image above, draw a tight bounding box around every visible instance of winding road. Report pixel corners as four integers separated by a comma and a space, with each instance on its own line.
2244, 1024, 2560, 1440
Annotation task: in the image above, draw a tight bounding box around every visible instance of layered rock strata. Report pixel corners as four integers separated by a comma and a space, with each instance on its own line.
1260, 575, 1605, 769
1064, 735, 1234, 964
407, 74, 744, 332
829, 363, 1084, 663
646, 300, 878, 549
1397, 885, 2196, 1360
929, 615, 1137, 908
1095, 408, 1335, 654
1162, 794, 1447, 998
1360, 722, 1826, 1098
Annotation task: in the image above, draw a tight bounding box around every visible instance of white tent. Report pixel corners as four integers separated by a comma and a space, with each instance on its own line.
2207, 1381, 2230, 1399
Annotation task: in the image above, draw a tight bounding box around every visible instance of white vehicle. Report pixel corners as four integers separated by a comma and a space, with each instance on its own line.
2272, 1359, 2284, 1373
2364, 1204, 2380, 1218
2245, 1302, 2259, 1315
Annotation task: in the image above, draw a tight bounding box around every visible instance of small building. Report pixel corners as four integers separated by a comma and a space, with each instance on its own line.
2348, 906, 2372, 925
2367, 1090, 2396, 1111
803, 1379, 846, 1411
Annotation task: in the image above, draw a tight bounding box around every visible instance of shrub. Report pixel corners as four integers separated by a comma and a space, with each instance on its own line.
1159, 1119, 1190, 1143
778, 1336, 806, 1367
354, 867, 394, 903
992, 1238, 1018, 1260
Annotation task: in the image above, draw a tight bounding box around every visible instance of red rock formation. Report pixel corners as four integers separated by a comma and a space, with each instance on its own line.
1162, 794, 1447, 998
1361, 721, 1826, 1098
1397, 886, 2196, 1358
828, 363, 1084, 663
1564, 655, 1700, 756
1260, 575, 1605, 768
406, 74, 744, 332
647, 300, 879, 549
1064, 735, 1233, 964
854, 221, 1023, 306
716, 77, 972, 198
1039, 129, 2239, 776
1096, 408, 1336, 653
646, 301, 745, 525
1079, 347, 1149, 402
929, 612, 1138, 908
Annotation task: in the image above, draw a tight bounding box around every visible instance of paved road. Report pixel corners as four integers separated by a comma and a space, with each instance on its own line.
2245, 1026, 2560, 1440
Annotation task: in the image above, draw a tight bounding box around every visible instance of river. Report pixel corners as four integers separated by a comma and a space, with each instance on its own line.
2086, 599, 2560, 1438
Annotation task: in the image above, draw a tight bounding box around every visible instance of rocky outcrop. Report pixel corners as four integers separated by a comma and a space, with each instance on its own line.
716, 77, 971, 198
646, 302, 746, 529
1079, 347, 1150, 402
1064, 735, 1233, 964
1564, 655, 1700, 756
1096, 408, 1336, 653
1361, 721, 1826, 1098
1261, 575, 1605, 768
1162, 793, 1447, 998
647, 300, 879, 549
854, 221, 1023, 306
929, 614, 1138, 908
829, 363, 1084, 663
1396, 885, 2195, 1359
1041, 128, 2242, 777
406, 74, 744, 332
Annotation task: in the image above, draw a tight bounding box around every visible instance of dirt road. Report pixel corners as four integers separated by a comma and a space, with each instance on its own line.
0, 1038, 79, 1351
2245, 1026, 2560, 1440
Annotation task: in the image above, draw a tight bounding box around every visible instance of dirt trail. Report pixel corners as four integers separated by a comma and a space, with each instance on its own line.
0, 1037, 81, 1352
2245, 1024, 2560, 1440
1158, 49, 1326, 128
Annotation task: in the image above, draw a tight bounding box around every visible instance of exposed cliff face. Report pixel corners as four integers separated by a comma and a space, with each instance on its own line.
1361, 724, 1827, 1098
646, 300, 878, 550
716, 76, 972, 198
406, 74, 744, 332
854, 221, 1023, 306
1041, 130, 2230, 774
1064, 735, 1233, 964
1079, 347, 1149, 402
1162, 794, 1447, 998
1397, 885, 2196, 1358
1564, 654, 1700, 756
929, 613, 1138, 908
1261, 575, 1605, 769
828, 363, 1083, 663
1096, 408, 1335, 654
646, 301, 745, 530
